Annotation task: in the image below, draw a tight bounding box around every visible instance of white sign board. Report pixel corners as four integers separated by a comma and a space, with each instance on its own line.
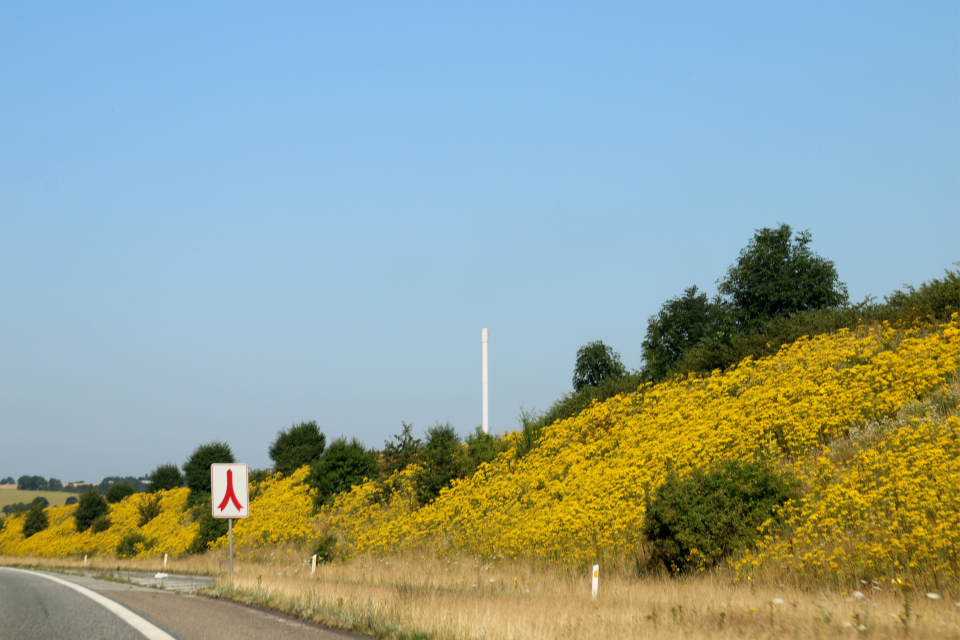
211, 463, 249, 519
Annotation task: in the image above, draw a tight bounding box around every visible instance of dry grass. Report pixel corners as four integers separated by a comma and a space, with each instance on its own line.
3, 550, 958, 638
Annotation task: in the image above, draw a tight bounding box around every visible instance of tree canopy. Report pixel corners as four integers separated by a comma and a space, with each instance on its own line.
182, 441, 235, 499
572, 341, 627, 392
309, 438, 378, 508
269, 421, 326, 476
717, 223, 847, 324
149, 464, 185, 492
641, 286, 728, 381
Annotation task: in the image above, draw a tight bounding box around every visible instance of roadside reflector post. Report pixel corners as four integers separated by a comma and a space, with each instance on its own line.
592, 564, 599, 600
311, 554, 317, 575
84, 555, 87, 564
163, 553, 168, 568
211, 463, 249, 583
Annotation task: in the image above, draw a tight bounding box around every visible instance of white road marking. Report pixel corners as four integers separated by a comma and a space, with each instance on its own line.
1, 567, 177, 640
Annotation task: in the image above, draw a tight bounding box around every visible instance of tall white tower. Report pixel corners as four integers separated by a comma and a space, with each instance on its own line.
481, 328, 489, 434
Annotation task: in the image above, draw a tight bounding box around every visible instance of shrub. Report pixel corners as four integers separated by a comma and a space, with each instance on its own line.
269, 421, 326, 476
413, 423, 467, 505
138, 494, 162, 527
74, 490, 109, 533
183, 442, 235, 507
90, 514, 112, 533
149, 464, 185, 493
309, 438, 378, 508
117, 532, 147, 558
22, 503, 48, 538
189, 501, 227, 553
65, 496, 78, 505
642, 459, 798, 573
105, 483, 135, 504
312, 533, 338, 564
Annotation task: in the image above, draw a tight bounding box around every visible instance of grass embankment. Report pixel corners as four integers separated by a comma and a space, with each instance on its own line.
3, 552, 956, 639
0, 489, 73, 509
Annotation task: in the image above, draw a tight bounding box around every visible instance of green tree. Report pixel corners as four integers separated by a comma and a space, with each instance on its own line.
149, 464, 185, 492
572, 341, 627, 392
105, 483, 135, 504
269, 421, 326, 476
183, 442, 235, 506
413, 423, 466, 505
22, 499, 48, 538
74, 490, 109, 533
717, 223, 848, 325
309, 438, 378, 508
641, 286, 729, 381
380, 422, 424, 476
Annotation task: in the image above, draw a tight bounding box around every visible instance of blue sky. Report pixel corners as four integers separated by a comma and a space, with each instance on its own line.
1, 2, 956, 483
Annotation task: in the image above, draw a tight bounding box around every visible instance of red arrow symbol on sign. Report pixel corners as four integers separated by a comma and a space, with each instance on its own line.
217, 469, 243, 513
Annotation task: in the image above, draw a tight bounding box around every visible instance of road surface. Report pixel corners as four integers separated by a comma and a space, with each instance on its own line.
0, 567, 365, 640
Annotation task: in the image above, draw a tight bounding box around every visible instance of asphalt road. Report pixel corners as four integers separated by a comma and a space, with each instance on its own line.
0, 568, 365, 640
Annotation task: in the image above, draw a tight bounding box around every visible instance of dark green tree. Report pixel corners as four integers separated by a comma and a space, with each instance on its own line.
182, 441, 235, 505
22, 499, 49, 538
413, 423, 466, 505
717, 223, 848, 325
269, 421, 326, 476
74, 490, 109, 533
380, 422, 424, 476
105, 483, 135, 504
149, 464, 185, 492
309, 438, 379, 508
642, 286, 729, 381
572, 341, 627, 392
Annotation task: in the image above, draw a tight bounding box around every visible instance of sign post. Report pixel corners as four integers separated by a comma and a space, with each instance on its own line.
211, 463, 249, 579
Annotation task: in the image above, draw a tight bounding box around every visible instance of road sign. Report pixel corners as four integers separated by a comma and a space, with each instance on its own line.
210, 464, 249, 519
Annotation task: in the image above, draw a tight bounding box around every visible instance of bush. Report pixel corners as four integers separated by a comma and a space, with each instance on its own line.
149, 464, 185, 493
183, 441, 235, 506
309, 438, 378, 508
90, 514, 112, 533
312, 533, 338, 564
22, 502, 48, 538
413, 423, 467, 505
105, 483, 135, 504
117, 532, 147, 558
269, 421, 326, 476
642, 459, 797, 573
65, 496, 78, 505
189, 501, 228, 553
138, 494, 162, 527
74, 490, 109, 533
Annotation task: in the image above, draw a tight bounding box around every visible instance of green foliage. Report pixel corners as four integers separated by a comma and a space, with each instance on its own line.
463, 426, 508, 475
105, 483, 135, 504
309, 438, 379, 508
642, 459, 798, 573
642, 286, 731, 381
149, 464, 185, 492
138, 494, 162, 527
882, 268, 959, 323
22, 501, 48, 538
74, 490, 109, 533
572, 341, 627, 392
269, 421, 326, 476
380, 422, 424, 477
717, 223, 848, 325
90, 514, 111, 533
117, 532, 148, 558
65, 496, 78, 505
183, 441, 235, 506
189, 500, 228, 553
413, 423, 465, 505
17, 475, 61, 491
312, 533, 338, 564
2, 497, 49, 516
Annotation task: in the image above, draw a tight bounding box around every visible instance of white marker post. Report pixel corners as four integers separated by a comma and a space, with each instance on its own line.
211, 464, 250, 580
481, 328, 489, 434
591, 564, 599, 600
311, 554, 317, 575
164, 553, 168, 568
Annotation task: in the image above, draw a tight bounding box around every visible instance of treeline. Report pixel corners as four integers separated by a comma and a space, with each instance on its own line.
515, 224, 958, 448
7, 475, 151, 494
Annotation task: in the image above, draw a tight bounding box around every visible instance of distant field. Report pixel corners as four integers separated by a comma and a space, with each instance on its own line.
0, 490, 74, 509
